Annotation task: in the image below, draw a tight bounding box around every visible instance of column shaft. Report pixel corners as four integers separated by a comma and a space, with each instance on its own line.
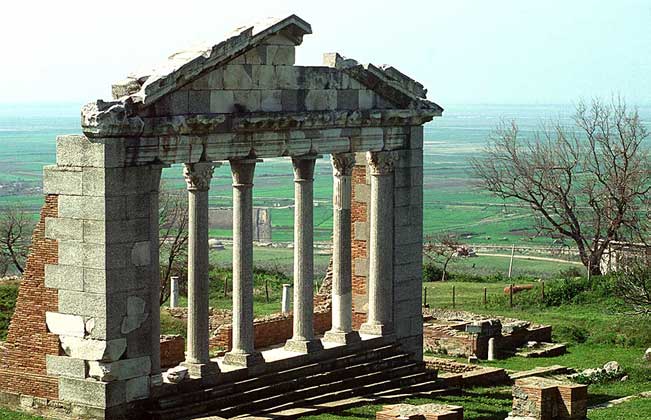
182, 162, 220, 378
360, 151, 396, 336
149, 166, 164, 384
224, 159, 263, 367
324, 154, 360, 344
285, 156, 324, 353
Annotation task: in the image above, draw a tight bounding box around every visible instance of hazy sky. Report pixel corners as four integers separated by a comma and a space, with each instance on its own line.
2, 0, 649, 105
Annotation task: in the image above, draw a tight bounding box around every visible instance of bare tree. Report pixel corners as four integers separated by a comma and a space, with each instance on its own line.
423, 234, 463, 281
472, 98, 650, 275
0, 207, 34, 275
614, 259, 651, 315
159, 188, 189, 305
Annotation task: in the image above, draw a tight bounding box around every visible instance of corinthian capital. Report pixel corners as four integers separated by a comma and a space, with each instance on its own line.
183, 162, 219, 191
366, 151, 398, 176
331, 153, 356, 177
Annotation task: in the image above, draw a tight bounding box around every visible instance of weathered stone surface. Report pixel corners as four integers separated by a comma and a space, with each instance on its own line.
59, 336, 127, 362
164, 366, 189, 383
121, 296, 149, 334
126, 376, 150, 402
58, 377, 126, 408
46, 312, 86, 338
87, 357, 151, 382
46, 355, 87, 379
43, 166, 83, 195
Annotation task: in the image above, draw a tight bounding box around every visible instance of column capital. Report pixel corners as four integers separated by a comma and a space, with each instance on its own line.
291, 155, 321, 182
183, 162, 219, 191
229, 158, 262, 187
331, 153, 356, 177
366, 151, 398, 176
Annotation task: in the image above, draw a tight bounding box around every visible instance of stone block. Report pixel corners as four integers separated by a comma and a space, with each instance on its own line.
87, 357, 151, 382
45, 264, 84, 291
58, 377, 126, 408
56, 135, 126, 169
126, 376, 150, 402
233, 90, 261, 112
223, 64, 253, 89
45, 217, 83, 242
304, 89, 336, 111
46, 312, 86, 337
58, 195, 127, 221
359, 90, 375, 110
46, 355, 87, 379
121, 295, 149, 334
192, 68, 224, 90
354, 183, 370, 202
267, 45, 295, 65
252, 65, 276, 89
353, 221, 368, 241
82, 219, 150, 245
81, 166, 158, 197
276, 66, 299, 89
82, 267, 139, 294
354, 257, 368, 277
262, 33, 295, 46
59, 290, 107, 318
410, 126, 424, 149
125, 320, 153, 359
243, 46, 266, 64
337, 90, 359, 110
169, 90, 189, 114
43, 165, 83, 195
260, 90, 282, 112
126, 194, 152, 219
210, 90, 235, 113
188, 90, 211, 113
60, 336, 127, 362
130, 241, 151, 267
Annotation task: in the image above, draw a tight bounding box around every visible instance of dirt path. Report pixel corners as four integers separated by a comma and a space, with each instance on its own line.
476, 253, 583, 265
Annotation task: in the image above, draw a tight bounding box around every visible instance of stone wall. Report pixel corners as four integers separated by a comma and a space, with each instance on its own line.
509, 377, 587, 420
0, 195, 60, 400
160, 336, 185, 368
210, 309, 332, 351
208, 207, 272, 242
376, 403, 464, 420
351, 161, 369, 329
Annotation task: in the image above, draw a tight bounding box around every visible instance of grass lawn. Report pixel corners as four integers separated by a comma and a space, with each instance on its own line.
0, 408, 43, 419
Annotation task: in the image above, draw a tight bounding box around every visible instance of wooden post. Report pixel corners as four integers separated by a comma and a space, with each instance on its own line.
587, 260, 592, 283
541, 280, 545, 301
423, 287, 428, 307
509, 283, 514, 308
223, 276, 228, 297
452, 285, 456, 309
265, 278, 270, 303
483, 287, 487, 305
508, 244, 515, 278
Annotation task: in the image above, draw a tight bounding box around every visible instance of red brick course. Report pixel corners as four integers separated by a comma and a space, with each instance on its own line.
351, 165, 368, 329
160, 335, 185, 368
0, 195, 61, 400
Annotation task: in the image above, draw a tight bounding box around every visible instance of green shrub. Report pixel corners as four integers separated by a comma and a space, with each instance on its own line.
555, 324, 590, 343
423, 263, 444, 282
0, 284, 19, 340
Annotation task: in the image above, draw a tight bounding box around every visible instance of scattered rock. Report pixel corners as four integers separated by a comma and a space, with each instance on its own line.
603, 361, 621, 374
165, 366, 189, 383
620, 375, 629, 382
468, 355, 479, 364
644, 348, 651, 362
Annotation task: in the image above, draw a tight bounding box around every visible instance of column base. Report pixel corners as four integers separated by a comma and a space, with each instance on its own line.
323, 329, 362, 345
223, 351, 265, 368
150, 373, 164, 387
284, 338, 324, 354
359, 322, 393, 336
180, 361, 221, 379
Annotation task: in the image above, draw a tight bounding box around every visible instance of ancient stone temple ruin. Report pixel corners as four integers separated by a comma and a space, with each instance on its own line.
0, 15, 442, 419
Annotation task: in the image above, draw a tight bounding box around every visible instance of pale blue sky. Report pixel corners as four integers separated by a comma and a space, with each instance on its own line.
1, 0, 649, 105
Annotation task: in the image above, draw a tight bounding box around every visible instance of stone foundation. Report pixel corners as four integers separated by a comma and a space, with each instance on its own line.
509, 377, 587, 420
376, 403, 463, 420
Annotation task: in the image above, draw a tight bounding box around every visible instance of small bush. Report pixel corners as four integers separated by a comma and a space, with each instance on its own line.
0, 284, 19, 340
555, 324, 590, 344
423, 263, 444, 282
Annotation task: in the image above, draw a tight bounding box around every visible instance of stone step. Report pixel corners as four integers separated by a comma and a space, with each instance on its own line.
247, 370, 438, 419
216, 362, 429, 419
151, 354, 418, 419
245, 379, 452, 419
152, 341, 404, 411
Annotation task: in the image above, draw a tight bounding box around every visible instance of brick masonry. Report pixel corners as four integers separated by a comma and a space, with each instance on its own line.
160, 335, 185, 368
510, 377, 587, 420
351, 162, 369, 329
0, 195, 61, 400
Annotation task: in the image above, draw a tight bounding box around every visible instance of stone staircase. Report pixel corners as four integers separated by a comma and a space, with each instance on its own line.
146, 336, 443, 420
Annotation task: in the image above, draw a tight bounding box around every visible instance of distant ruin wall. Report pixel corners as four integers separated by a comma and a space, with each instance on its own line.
209, 207, 272, 242
0, 195, 60, 400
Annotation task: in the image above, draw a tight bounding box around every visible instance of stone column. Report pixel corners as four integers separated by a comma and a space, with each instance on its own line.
182, 162, 220, 378
149, 165, 164, 385
170, 276, 179, 308
285, 155, 324, 353
324, 153, 360, 345
224, 159, 264, 367
360, 151, 397, 336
